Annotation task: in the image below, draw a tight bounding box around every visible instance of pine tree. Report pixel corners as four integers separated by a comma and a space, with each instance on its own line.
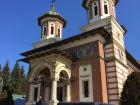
18, 66, 26, 95
120, 71, 140, 105
11, 61, 20, 93
2, 60, 10, 86
27, 65, 31, 81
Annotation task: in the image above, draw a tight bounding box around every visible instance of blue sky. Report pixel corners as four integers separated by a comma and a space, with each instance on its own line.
0, 0, 140, 73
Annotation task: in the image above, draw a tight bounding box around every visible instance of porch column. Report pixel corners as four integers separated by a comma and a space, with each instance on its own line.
65, 81, 71, 102
51, 78, 57, 100
28, 84, 34, 102
49, 78, 58, 105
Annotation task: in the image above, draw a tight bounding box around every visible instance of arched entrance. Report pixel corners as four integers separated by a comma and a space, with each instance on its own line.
57, 70, 70, 102
34, 67, 51, 102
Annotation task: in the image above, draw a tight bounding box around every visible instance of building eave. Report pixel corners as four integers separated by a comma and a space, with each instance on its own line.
19, 49, 74, 63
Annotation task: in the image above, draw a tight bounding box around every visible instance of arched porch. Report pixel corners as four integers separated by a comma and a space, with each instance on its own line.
28, 65, 71, 105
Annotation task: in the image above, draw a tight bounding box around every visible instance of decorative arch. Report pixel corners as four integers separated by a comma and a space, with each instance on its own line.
56, 66, 71, 80
30, 61, 54, 82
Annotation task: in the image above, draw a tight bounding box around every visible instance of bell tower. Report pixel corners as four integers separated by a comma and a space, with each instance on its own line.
38, 2, 66, 40
82, 1, 129, 105
82, 0, 117, 23
33, 1, 66, 49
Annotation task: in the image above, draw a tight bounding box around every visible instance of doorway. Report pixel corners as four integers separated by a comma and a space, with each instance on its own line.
57, 87, 63, 102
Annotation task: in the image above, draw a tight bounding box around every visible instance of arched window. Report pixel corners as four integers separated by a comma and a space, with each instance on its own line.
58, 28, 60, 36
42, 24, 47, 37
50, 23, 55, 35
57, 26, 61, 37
104, 0, 109, 14
93, 2, 98, 16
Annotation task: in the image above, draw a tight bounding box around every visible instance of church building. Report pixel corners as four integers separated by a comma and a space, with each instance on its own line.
20, 0, 140, 105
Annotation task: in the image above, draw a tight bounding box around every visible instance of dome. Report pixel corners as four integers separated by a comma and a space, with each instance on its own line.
38, 3, 67, 28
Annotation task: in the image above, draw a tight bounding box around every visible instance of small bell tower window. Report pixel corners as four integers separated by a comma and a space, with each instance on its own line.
104, 1, 109, 14
50, 23, 55, 35
58, 28, 60, 37
44, 27, 47, 36
93, 2, 98, 16
42, 24, 47, 38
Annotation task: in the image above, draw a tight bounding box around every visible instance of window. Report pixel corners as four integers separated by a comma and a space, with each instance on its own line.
51, 26, 54, 35
94, 2, 98, 16
94, 6, 98, 16
104, 1, 109, 14
44, 27, 47, 36
58, 29, 60, 36
57, 26, 61, 37
104, 4, 108, 14
83, 80, 89, 98
43, 24, 47, 37
50, 23, 55, 35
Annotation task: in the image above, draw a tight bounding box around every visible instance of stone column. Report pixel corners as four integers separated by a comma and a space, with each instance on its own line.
65, 80, 71, 102
49, 78, 58, 105
28, 85, 34, 102
51, 79, 57, 100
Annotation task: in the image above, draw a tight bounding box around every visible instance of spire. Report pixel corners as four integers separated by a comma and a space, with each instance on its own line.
51, 0, 56, 13
48, 0, 59, 15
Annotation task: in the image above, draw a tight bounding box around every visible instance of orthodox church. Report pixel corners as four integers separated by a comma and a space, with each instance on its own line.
20, 0, 140, 105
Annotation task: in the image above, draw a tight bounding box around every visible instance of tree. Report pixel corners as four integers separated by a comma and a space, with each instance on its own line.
2, 60, 10, 86
18, 66, 26, 94
120, 71, 140, 105
10, 62, 20, 93
11, 62, 26, 95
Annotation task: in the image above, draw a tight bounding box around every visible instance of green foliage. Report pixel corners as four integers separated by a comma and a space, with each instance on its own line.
11, 62, 20, 94
0, 60, 27, 95
2, 60, 10, 86
120, 71, 140, 105
17, 66, 26, 94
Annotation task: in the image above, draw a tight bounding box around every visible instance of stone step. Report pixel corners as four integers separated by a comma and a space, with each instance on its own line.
58, 102, 112, 105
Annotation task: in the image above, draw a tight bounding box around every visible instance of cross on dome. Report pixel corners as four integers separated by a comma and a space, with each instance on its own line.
48, 0, 59, 15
